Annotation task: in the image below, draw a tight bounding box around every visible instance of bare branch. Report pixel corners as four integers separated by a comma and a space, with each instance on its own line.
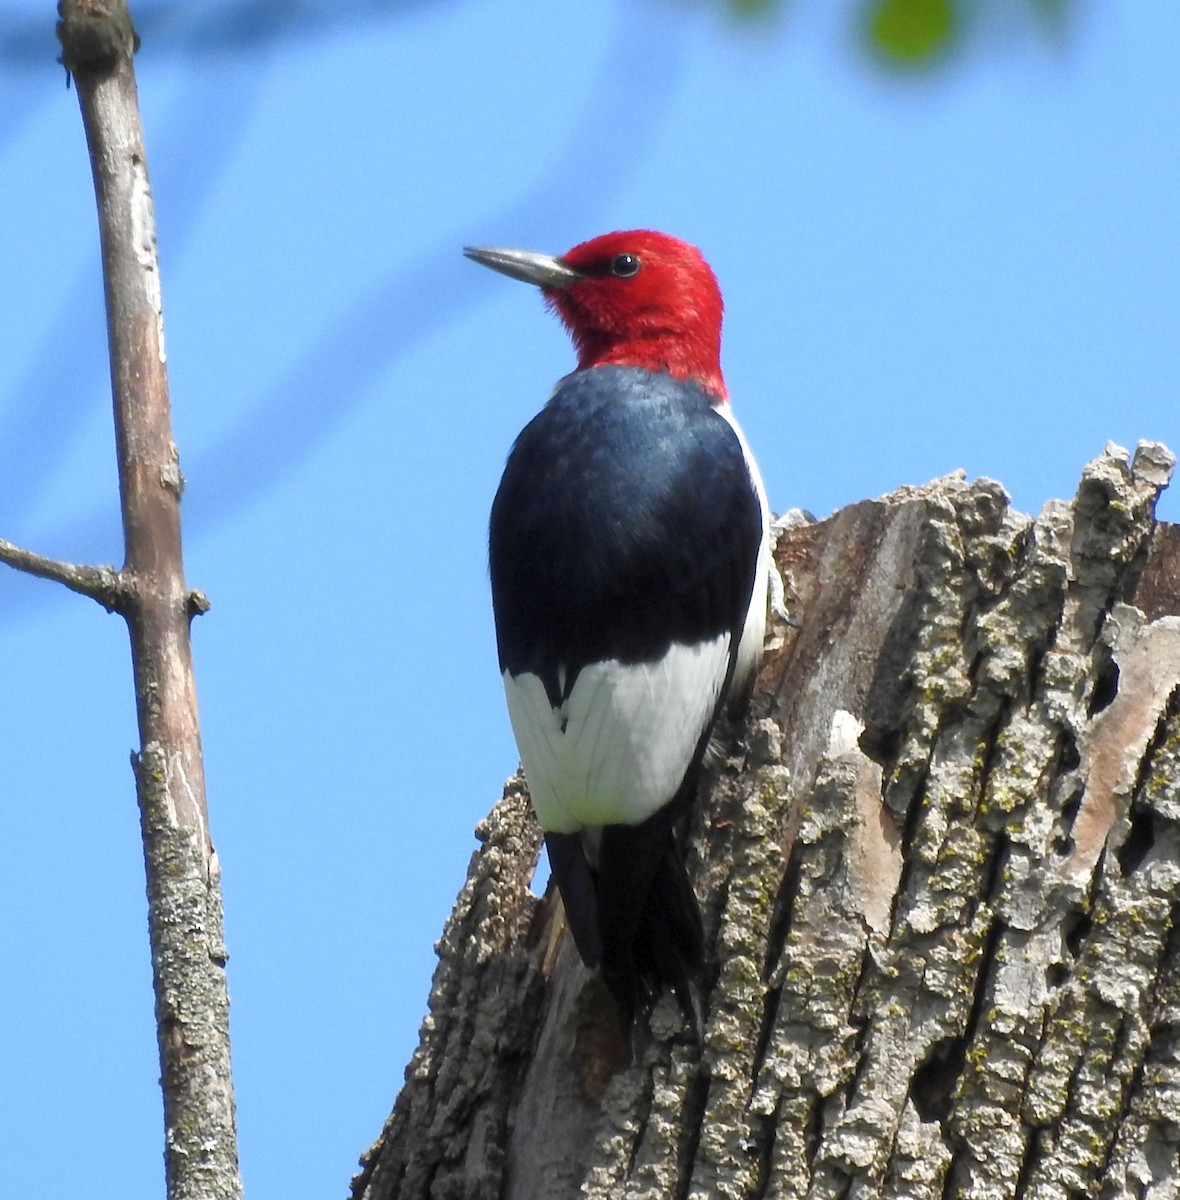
55, 3, 242, 1198
0, 537, 127, 611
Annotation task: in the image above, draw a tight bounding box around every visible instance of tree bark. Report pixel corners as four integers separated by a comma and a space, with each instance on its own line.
57, 5, 242, 1191
353, 441, 1180, 1200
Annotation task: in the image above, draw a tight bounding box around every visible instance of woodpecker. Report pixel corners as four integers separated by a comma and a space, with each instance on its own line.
466, 230, 770, 1035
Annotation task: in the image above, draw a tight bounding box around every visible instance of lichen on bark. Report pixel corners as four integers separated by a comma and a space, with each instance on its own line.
355, 443, 1180, 1200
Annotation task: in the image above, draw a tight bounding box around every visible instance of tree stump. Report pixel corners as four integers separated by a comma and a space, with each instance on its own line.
353, 441, 1180, 1200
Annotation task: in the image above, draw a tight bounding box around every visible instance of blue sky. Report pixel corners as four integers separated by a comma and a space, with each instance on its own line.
1, 1, 1177, 1196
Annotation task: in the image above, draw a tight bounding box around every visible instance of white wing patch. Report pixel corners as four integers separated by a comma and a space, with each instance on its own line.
503, 635, 730, 833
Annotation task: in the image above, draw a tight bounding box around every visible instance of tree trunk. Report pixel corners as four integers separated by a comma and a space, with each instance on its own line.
352, 441, 1180, 1200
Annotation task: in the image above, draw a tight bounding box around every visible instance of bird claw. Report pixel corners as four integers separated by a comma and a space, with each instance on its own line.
768, 561, 793, 627
767, 509, 814, 631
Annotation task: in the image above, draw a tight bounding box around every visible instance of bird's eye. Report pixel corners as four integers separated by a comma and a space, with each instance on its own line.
610, 253, 642, 278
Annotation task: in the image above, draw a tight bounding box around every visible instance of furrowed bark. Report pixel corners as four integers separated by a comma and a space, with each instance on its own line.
0, 6, 240, 1198
354, 441, 1180, 1200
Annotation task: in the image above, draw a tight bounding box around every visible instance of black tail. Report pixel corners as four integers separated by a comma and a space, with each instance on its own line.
599, 818, 704, 1037
545, 792, 705, 1040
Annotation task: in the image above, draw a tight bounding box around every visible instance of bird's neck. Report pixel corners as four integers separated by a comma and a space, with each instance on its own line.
573, 331, 728, 402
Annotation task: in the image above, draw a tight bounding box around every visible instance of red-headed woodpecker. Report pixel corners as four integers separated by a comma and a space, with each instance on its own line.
466, 230, 770, 1035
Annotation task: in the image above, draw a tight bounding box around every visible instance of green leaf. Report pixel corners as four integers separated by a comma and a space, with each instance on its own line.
867, 0, 956, 65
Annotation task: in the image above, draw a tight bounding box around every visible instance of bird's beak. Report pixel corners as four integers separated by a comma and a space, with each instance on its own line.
463, 245, 582, 290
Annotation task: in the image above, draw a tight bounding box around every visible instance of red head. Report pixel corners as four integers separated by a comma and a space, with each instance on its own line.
464, 230, 728, 400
